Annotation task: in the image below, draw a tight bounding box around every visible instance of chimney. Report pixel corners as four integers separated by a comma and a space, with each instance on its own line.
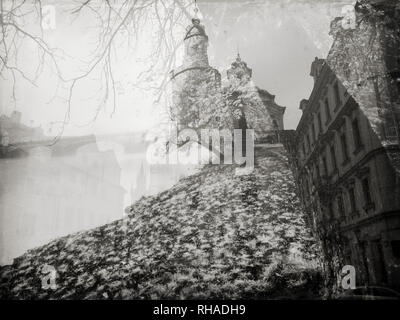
299, 99, 309, 112
310, 57, 325, 83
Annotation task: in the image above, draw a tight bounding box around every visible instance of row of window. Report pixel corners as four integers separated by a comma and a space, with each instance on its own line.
301, 81, 345, 158
302, 116, 363, 182
329, 176, 374, 220
305, 174, 374, 222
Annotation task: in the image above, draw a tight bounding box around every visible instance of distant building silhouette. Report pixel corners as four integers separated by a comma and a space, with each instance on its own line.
0, 111, 44, 145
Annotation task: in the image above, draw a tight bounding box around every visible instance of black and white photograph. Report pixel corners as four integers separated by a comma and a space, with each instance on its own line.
0, 0, 400, 309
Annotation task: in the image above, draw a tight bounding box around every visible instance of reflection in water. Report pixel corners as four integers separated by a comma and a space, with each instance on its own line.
0, 132, 197, 265
0, 140, 125, 265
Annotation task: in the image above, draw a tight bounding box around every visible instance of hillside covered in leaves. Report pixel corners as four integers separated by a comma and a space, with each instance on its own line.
0, 146, 322, 299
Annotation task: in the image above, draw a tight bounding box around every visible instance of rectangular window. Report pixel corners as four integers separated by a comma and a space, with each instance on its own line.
395, 56, 400, 93
386, 126, 398, 138
317, 113, 323, 133
318, 162, 323, 178
352, 118, 363, 150
330, 145, 337, 170
328, 201, 334, 220
325, 98, 331, 123
341, 132, 349, 163
334, 82, 341, 109
322, 156, 328, 176
311, 122, 316, 142
306, 134, 311, 151
397, 78, 400, 94
337, 192, 345, 217
391, 241, 400, 259
362, 177, 373, 205
304, 179, 309, 197
315, 164, 320, 180
348, 187, 356, 213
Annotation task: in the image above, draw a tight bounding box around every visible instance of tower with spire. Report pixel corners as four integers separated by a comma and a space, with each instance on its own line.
227, 53, 253, 84
170, 2, 285, 142
225, 52, 286, 138
170, 5, 221, 129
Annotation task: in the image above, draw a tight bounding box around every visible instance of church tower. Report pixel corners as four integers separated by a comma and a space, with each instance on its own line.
227, 53, 253, 84
226, 53, 286, 140
170, 12, 221, 129
182, 17, 209, 68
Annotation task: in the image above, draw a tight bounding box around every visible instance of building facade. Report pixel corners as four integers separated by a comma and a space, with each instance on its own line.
0, 111, 44, 146
290, 0, 400, 292
293, 60, 400, 290
328, 0, 400, 169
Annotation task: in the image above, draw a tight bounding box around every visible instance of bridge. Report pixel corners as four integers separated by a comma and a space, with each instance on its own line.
1, 131, 151, 158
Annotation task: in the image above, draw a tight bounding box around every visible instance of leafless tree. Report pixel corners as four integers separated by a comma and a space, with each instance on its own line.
0, 0, 196, 143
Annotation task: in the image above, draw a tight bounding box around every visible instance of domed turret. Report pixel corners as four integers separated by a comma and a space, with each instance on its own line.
170, 12, 221, 129
183, 18, 209, 68
227, 53, 253, 82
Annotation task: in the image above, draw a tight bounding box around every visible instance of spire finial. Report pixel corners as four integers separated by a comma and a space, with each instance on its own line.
191, 0, 200, 24
194, 0, 199, 18
236, 45, 241, 61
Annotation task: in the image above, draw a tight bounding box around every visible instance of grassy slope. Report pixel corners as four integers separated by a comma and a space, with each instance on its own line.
0, 146, 322, 299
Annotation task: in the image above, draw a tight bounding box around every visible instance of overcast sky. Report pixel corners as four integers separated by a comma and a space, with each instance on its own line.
0, 0, 354, 136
